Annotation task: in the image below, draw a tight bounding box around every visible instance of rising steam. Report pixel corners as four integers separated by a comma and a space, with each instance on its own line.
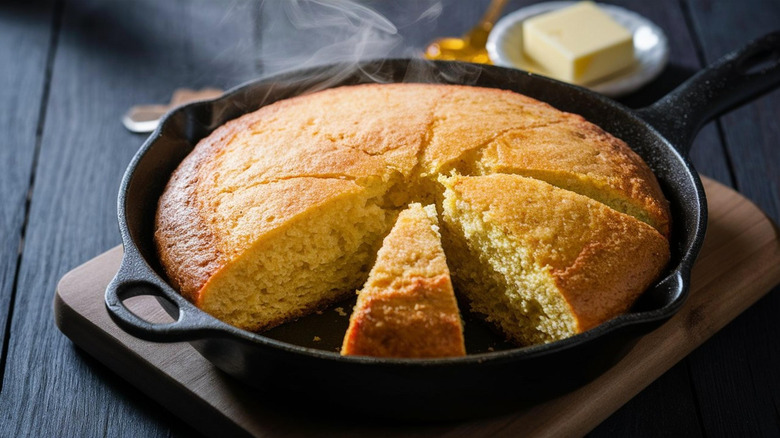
261, 1, 428, 73
256, 0, 483, 91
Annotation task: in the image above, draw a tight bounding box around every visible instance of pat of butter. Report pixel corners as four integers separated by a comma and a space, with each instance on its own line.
522, 2, 634, 85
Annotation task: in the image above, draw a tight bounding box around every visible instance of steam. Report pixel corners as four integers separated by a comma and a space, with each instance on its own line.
193, 0, 492, 124
262, 0, 401, 74
256, 0, 482, 92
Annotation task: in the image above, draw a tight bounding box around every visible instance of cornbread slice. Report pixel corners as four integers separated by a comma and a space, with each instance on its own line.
476, 120, 670, 237
420, 86, 669, 237
342, 204, 465, 358
440, 174, 670, 345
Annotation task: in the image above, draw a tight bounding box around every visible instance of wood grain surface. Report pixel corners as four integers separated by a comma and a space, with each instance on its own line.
0, 0, 55, 391
0, 0, 778, 436
667, 4, 780, 437
0, 1, 260, 436
54, 177, 780, 438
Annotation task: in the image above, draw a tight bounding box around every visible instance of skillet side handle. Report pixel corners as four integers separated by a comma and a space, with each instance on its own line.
105, 253, 226, 342
636, 31, 780, 155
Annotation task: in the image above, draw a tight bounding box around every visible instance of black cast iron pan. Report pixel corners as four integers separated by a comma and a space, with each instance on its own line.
105, 32, 780, 419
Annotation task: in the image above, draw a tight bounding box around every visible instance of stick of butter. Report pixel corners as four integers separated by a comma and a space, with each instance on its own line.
522, 2, 634, 85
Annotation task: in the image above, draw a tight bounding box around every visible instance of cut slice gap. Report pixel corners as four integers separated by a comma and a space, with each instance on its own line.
342, 203, 466, 358
472, 123, 671, 237
487, 167, 666, 236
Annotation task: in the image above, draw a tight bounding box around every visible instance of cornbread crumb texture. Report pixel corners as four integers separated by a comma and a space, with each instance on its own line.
155, 83, 671, 347
196, 183, 393, 332
441, 174, 669, 344
342, 203, 465, 358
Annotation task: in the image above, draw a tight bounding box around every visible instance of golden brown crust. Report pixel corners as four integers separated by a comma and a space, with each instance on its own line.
342, 275, 465, 358
443, 173, 670, 334
420, 85, 669, 236
154, 117, 244, 300
479, 118, 670, 237
422, 85, 572, 174
342, 204, 465, 358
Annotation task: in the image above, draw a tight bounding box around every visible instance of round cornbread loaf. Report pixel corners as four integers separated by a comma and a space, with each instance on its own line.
154, 83, 670, 346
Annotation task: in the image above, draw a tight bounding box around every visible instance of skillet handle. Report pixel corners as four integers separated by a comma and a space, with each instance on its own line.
636, 31, 780, 155
105, 251, 226, 342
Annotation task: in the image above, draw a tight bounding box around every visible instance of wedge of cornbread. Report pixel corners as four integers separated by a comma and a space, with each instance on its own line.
342, 203, 465, 358
440, 174, 669, 345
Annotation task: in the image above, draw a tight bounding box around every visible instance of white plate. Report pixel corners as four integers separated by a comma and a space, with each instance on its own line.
487, 2, 669, 97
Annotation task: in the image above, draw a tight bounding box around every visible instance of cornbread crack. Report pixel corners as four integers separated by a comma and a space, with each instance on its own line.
422, 86, 570, 175
428, 121, 564, 176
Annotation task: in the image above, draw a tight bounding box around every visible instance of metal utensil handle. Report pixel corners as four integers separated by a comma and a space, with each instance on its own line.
479, 0, 508, 29
637, 31, 780, 154
105, 254, 225, 342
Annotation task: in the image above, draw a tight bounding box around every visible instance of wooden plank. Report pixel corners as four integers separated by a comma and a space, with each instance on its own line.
588, 2, 728, 434
0, 1, 258, 437
686, 0, 780, 224
676, 1, 780, 437
0, 0, 55, 386
54, 177, 780, 437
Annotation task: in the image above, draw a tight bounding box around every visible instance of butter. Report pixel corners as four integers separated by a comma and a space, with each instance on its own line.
522, 2, 634, 85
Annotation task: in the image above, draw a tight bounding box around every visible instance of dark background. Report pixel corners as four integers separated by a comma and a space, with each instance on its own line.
0, 0, 778, 436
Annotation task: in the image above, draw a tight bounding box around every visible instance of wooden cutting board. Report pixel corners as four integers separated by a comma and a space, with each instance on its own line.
54, 177, 780, 438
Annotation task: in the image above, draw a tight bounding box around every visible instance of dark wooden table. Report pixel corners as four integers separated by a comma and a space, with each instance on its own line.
1, 0, 778, 436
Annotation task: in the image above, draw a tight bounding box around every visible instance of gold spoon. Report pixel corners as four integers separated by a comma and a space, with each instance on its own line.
424, 0, 508, 64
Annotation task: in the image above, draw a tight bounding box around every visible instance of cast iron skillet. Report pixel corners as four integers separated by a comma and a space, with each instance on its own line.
106, 32, 780, 418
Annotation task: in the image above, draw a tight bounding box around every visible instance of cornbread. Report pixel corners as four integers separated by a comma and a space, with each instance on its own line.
440, 174, 669, 344
342, 204, 465, 358
155, 83, 670, 348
